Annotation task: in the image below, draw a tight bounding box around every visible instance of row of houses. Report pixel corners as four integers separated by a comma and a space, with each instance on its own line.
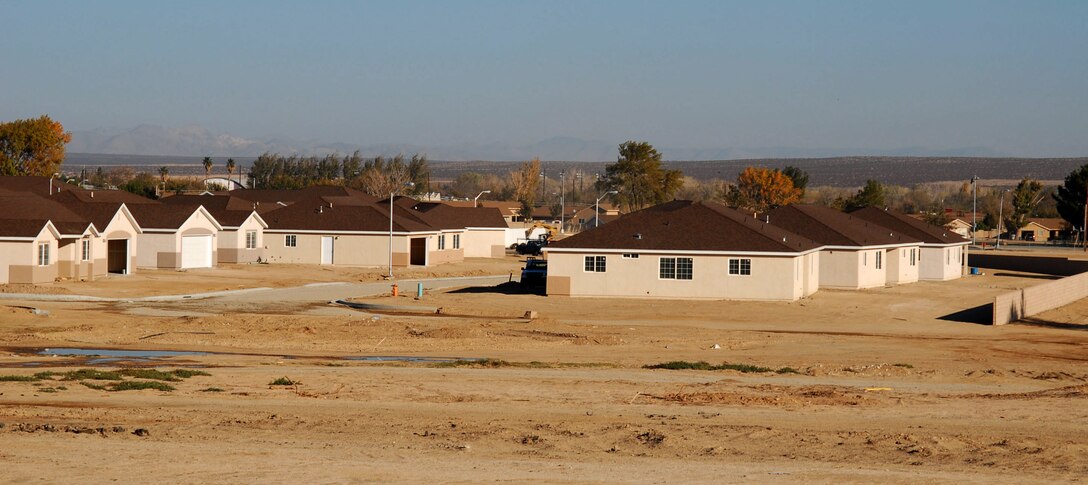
0, 177, 509, 285
544, 200, 969, 301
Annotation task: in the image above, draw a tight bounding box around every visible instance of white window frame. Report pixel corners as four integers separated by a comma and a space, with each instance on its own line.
453, 234, 460, 249
285, 234, 297, 248
659, 257, 693, 280
584, 255, 606, 273
38, 242, 50, 266
875, 250, 882, 270
622, 253, 639, 259
438, 234, 446, 250
728, 258, 751, 276
245, 231, 258, 250
81, 239, 91, 261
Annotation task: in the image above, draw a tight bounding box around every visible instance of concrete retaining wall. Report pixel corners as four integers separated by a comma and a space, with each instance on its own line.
985, 254, 1088, 325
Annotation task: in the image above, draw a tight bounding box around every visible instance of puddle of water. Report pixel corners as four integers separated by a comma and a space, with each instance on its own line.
40, 348, 207, 358
34, 348, 479, 364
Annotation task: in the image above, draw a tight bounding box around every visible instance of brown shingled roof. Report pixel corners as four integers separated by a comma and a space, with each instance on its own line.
848, 207, 969, 245
764, 204, 921, 247
127, 204, 217, 230
407, 202, 508, 229
0, 219, 56, 238
548, 200, 821, 253
262, 197, 434, 233
160, 195, 260, 227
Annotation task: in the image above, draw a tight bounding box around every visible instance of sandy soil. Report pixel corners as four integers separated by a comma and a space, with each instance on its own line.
0, 259, 1086, 483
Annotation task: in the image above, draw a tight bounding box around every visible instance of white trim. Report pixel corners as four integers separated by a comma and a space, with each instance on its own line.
546, 247, 821, 257
264, 229, 440, 236
820, 242, 918, 251
919, 241, 971, 248
464, 227, 507, 231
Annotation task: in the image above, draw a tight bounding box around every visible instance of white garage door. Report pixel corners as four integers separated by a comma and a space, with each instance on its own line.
181, 235, 213, 269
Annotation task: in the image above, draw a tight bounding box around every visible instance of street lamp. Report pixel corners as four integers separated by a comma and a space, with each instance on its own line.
997, 188, 1008, 249
971, 175, 980, 245
595, 190, 617, 228
474, 190, 491, 207
388, 181, 415, 279
559, 170, 566, 234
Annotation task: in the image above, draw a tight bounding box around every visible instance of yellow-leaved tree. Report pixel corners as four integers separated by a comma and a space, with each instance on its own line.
0, 115, 72, 176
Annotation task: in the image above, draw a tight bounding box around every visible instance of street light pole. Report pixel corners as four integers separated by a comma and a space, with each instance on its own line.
559, 170, 566, 234
997, 189, 1007, 249
388, 182, 415, 279
971, 175, 979, 246
596, 190, 617, 228
474, 190, 491, 207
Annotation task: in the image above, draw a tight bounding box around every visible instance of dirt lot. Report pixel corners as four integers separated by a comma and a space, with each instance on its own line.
0, 257, 1085, 483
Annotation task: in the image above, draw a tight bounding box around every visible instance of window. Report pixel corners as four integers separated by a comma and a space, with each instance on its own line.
660, 257, 693, 280
910, 248, 916, 266
584, 255, 606, 272
81, 239, 91, 261
453, 234, 460, 249
578, 218, 585, 224
245, 231, 257, 249
622, 253, 639, 259
285, 235, 297, 247
863, 252, 867, 266
37, 242, 50, 266
875, 251, 882, 270
438, 234, 446, 250
728, 258, 751, 275
946, 249, 950, 264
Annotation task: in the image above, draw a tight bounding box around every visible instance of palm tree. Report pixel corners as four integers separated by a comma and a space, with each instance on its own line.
202, 156, 213, 182
158, 166, 169, 194
226, 158, 236, 188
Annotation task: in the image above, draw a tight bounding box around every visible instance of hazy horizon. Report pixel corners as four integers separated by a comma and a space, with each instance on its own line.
3, 1, 1087, 159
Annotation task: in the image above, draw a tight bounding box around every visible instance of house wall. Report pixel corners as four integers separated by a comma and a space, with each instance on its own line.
263, 232, 419, 267
1016, 222, 1051, 242
886, 246, 920, 285
137, 232, 179, 269
801, 251, 820, 297
818, 249, 887, 289
102, 209, 140, 275
430, 232, 465, 266
462, 228, 507, 258
920, 245, 965, 281
218, 216, 265, 263
4, 230, 60, 284
546, 251, 805, 301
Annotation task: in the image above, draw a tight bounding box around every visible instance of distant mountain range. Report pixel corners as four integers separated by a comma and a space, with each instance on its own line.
68, 124, 1010, 161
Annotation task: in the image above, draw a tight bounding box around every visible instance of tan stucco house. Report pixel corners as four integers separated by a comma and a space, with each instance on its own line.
161, 195, 268, 263
849, 207, 969, 281
544, 200, 822, 301
765, 205, 923, 289
129, 204, 223, 270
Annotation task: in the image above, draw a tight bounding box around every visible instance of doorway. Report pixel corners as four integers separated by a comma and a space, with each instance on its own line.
107, 239, 129, 274
409, 238, 426, 266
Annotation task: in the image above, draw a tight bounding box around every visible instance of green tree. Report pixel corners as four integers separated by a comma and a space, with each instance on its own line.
1005, 177, 1044, 234
1054, 164, 1088, 233
0, 115, 72, 176
596, 141, 682, 212
780, 166, 809, 197
845, 180, 886, 211
407, 154, 430, 194
225, 158, 237, 186
202, 156, 213, 181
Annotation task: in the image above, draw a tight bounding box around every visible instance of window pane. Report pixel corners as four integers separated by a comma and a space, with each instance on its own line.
740, 258, 750, 275
659, 258, 676, 279
584, 256, 594, 272
677, 258, 693, 280
595, 256, 606, 272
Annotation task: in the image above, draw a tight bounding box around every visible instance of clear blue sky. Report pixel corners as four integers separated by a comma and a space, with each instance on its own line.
2, 0, 1086, 156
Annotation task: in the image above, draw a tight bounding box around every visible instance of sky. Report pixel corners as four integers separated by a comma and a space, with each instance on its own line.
1, 0, 1086, 158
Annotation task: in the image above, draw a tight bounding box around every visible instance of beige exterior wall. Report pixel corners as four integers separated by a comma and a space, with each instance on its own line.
55, 236, 106, 282
430, 231, 465, 266
218, 215, 264, 263
819, 249, 886, 289
801, 252, 820, 297
920, 245, 964, 281
2, 227, 60, 284
102, 209, 140, 275
993, 271, 1088, 325
462, 228, 507, 258
136, 210, 220, 269
263, 232, 423, 267
886, 246, 920, 285
546, 251, 807, 301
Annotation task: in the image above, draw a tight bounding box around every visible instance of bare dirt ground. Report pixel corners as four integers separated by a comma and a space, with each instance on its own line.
0, 257, 1085, 483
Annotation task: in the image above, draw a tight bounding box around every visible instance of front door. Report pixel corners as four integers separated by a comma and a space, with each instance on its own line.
321, 236, 334, 265
409, 238, 426, 266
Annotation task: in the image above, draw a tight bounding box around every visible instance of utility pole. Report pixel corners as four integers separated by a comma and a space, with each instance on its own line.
997, 189, 1007, 249
540, 168, 546, 203
971, 175, 979, 246
559, 170, 566, 234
